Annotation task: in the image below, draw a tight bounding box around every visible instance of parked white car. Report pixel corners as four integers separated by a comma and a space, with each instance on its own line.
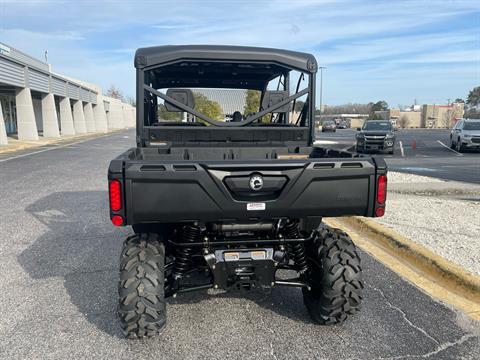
450, 119, 480, 152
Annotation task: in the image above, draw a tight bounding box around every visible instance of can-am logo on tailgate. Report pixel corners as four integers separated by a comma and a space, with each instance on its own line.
249, 175, 264, 191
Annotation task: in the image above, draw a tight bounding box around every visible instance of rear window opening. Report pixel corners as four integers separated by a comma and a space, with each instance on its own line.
143, 61, 312, 129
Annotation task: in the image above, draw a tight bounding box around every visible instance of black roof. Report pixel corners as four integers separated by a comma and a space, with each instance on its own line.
135, 45, 317, 73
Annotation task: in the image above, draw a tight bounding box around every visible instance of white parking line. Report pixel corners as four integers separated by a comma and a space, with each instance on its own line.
436, 140, 463, 156
0, 135, 109, 163
313, 140, 338, 145
399, 141, 405, 157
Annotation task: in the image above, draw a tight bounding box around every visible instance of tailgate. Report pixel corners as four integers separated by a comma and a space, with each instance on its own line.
111, 158, 381, 224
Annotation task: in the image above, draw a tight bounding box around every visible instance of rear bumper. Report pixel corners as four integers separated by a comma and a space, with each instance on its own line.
109, 157, 385, 224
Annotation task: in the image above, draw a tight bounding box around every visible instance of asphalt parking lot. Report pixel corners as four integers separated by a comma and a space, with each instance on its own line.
0, 129, 479, 359
316, 128, 480, 183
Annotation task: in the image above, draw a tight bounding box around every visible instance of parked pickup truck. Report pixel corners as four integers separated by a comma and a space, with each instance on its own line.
108, 45, 388, 339
355, 120, 396, 154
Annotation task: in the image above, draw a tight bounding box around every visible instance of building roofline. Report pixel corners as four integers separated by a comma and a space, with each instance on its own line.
0, 42, 98, 94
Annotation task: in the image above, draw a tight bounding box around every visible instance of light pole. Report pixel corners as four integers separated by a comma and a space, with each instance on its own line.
319, 66, 326, 124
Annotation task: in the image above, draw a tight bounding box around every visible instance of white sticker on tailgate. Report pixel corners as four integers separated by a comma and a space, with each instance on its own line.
247, 202, 266, 211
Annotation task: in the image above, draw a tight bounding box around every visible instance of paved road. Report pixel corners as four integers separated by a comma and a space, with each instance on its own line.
0, 129, 479, 359
316, 129, 480, 183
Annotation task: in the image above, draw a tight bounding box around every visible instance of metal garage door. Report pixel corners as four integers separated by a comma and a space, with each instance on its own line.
52, 76, 67, 97
28, 68, 50, 93
89, 91, 97, 105
0, 57, 25, 87
67, 83, 79, 100
80, 87, 90, 102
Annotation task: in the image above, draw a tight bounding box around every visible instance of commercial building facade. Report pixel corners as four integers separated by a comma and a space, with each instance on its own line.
316, 103, 465, 130
0, 42, 135, 145
376, 103, 464, 128
421, 103, 464, 128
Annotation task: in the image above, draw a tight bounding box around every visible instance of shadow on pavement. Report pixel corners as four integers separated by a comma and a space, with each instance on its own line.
19, 191, 126, 338
167, 279, 314, 325
18, 191, 314, 339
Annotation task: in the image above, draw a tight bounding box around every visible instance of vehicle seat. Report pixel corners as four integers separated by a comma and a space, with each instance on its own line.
231, 111, 243, 122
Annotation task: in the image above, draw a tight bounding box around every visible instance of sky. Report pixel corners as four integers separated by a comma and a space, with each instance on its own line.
0, 0, 479, 107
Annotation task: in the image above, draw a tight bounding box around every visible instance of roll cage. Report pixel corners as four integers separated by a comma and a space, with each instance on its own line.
135, 45, 318, 147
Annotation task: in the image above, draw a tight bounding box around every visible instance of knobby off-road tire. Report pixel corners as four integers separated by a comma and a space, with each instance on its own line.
118, 233, 166, 339
303, 226, 363, 325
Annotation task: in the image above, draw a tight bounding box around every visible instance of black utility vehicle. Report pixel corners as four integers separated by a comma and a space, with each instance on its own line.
356, 120, 395, 154
108, 45, 388, 339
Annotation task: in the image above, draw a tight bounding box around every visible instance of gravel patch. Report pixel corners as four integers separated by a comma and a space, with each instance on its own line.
387, 171, 480, 196
376, 172, 480, 275
388, 171, 445, 184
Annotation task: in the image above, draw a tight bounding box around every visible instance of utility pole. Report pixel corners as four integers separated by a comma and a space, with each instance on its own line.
319, 66, 326, 125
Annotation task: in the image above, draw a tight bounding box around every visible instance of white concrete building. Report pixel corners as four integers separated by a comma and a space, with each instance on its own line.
0, 42, 135, 145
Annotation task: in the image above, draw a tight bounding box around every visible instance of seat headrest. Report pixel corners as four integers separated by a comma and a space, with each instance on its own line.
165, 89, 195, 112
232, 111, 242, 122
261, 91, 290, 113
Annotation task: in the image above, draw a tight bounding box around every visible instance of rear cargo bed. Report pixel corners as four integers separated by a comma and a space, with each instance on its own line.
109, 147, 384, 224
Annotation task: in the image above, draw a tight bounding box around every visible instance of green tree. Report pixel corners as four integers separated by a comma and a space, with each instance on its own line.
244, 89, 261, 115
466, 86, 480, 107
243, 89, 270, 123
193, 93, 223, 121
464, 86, 480, 119
322, 103, 371, 115
465, 109, 480, 118
370, 100, 389, 112
454, 98, 464, 104
157, 104, 182, 121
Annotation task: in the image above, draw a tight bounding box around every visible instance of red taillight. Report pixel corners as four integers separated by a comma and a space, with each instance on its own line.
375, 207, 385, 217
109, 180, 122, 211
377, 175, 387, 205
111, 215, 124, 226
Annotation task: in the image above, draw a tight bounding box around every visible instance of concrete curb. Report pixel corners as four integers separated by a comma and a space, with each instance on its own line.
330, 216, 480, 302
389, 184, 480, 196
390, 189, 480, 196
